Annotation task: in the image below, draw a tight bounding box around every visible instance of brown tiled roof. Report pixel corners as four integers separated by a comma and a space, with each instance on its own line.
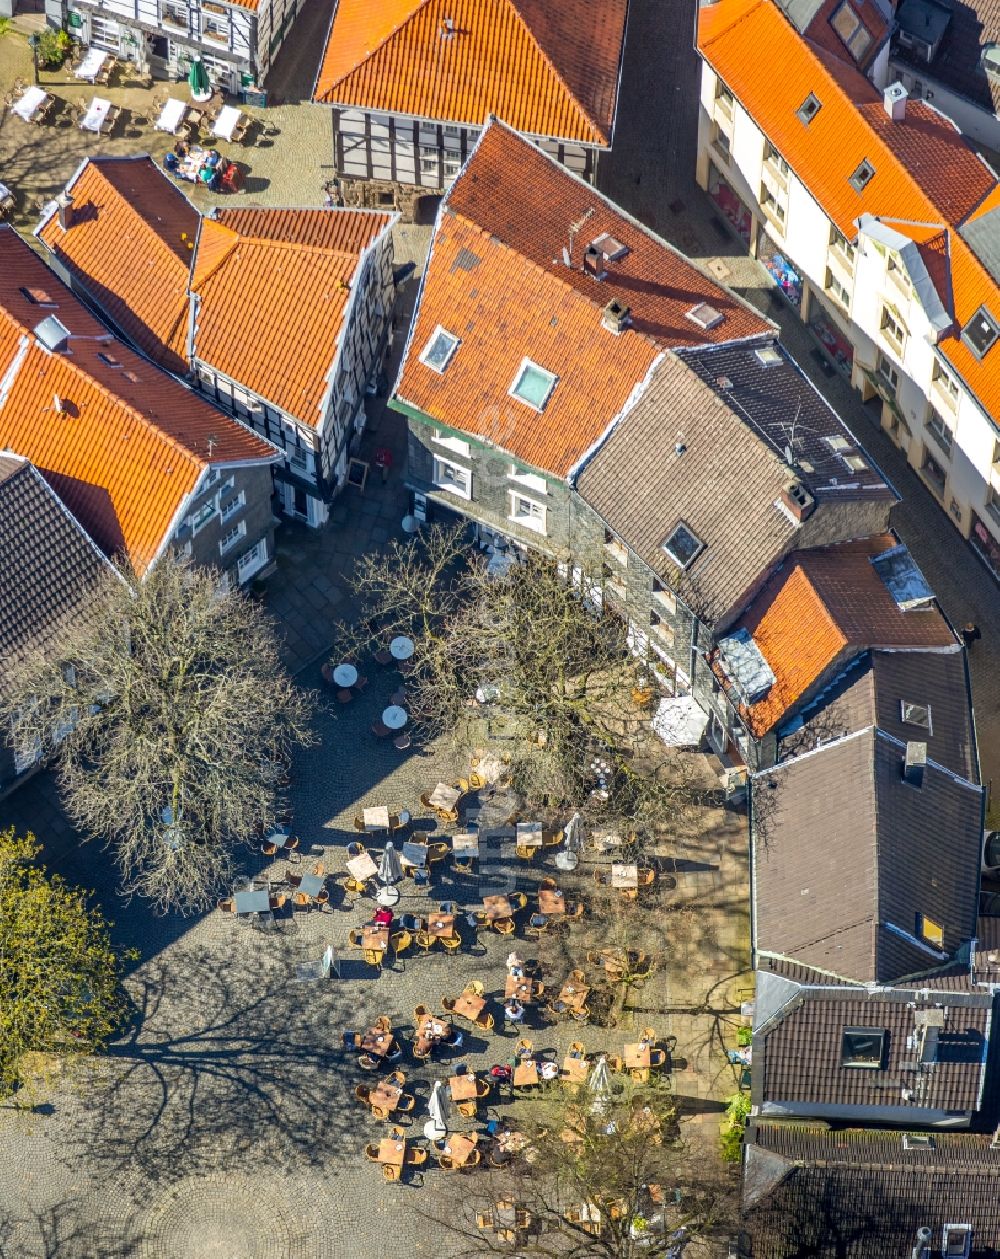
0, 453, 110, 670
778, 647, 977, 781
394, 121, 774, 478
744, 1123, 1000, 1257
0, 228, 277, 574
575, 355, 797, 626
36, 157, 197, 374
754, 976, 991, 1116
714, 537, 956, 736
752, 726, 983, 983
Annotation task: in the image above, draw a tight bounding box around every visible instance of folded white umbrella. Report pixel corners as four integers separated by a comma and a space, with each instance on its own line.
588, 1054, 612, 1112
565, 811, 583, 852
428, 1079, 449, 1133
378, 840, 403, 885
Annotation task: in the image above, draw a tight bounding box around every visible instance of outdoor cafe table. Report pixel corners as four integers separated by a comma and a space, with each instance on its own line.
453, 991, 486, 1021
452, 831, 479, 857
382, 705, 407, 730
553, 979, 589, 1015
515, 821, 543, 848
427, 913, 456, 939
390, 635, 414, 661
13, 86, 46, 122
538, 887, 566, 915
360, 1027, 394, 1058
361, 925, 390, 954
377, 1136, 406, 1168
332, 662, 357, 688
363, 806, 390, 831
401, 841, 427, 869
481, 894, 514, 921
370, 1079, 403, 1114
513, 1058, 539, 1087
429, 782, 461, 812
562, 1054, 589, 1084
74, 47, 107, 81
623, 1042, 652, 1070
265, 827, 292, 849
417, 1014, 450, 1041
448, 1072, 478, 1102
297, 871, 324, 899
347, 851, 379, 882
505, 974, 538, 1003
155, 96, 187, 132
234, 888, 269, 915
79, 97, 112, 132
212, 103, 243, 141
441, 1132, 478, 1166
611, 861, 639, 890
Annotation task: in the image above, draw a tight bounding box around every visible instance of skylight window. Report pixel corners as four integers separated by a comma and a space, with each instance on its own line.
849, 159, 876, 193
20, 286, 56, 307
686, 303, 724, 330
662, 521, 704, 570
796, 93, 822, 125
983, 44, 1000, 82
961, 305, 999, 360
509, 359, 557, 411
901, 700, 931, 730
841, 1027, 885, 1068
830, 0, 872, 61
419, 325, 461, 373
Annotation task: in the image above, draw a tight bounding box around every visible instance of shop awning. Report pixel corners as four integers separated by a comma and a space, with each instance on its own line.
651, 695, 709, 748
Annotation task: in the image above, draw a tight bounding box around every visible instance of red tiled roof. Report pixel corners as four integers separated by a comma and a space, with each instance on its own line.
0, 229, 276, 575
36, 157, 196, 374
394, 122, 774, 477
713, 536, 955, 735
313, 0, 629, 147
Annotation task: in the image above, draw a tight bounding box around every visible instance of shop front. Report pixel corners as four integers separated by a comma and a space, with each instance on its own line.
757, 226, 803, 310
970, 510, 1000, 583
809, 301, 854, 376
707, 163, 752, 249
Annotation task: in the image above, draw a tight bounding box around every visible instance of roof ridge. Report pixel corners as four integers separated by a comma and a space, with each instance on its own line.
84, 160, 193, 277
504, 0, 609, 143
189, 217, 241, 292
320, 0, 434, 95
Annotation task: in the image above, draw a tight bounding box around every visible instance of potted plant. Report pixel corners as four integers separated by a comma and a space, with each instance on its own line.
36, 28, 71, 68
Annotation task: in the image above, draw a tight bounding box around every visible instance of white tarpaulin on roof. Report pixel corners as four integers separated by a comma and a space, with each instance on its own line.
652, 695, 709, 748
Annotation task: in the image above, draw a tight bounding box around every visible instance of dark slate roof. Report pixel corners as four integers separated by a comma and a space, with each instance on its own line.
893, 0, 1000, 118
677, 340, 896, 502
752, 727, 983, 983
574, 352, 799, 626
960, 205, 1000, 287
753, 971, 992, 1117
0, 453, 109, 669
744, 1123, 1000, 1258
778, 647, 977, 781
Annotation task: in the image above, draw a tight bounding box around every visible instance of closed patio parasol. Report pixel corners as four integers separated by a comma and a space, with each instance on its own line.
188, 55, 211, 101
427, 1079, 449, 1135
377, 840, 403, 886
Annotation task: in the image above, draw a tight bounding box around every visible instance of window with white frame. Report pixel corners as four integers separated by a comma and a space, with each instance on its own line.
880, 305, 906, 350
925, 406, 953, 457
711, 120, 730, 160
237, 538, 268, 580
921, 446, 946, 496
932, 358, 960, 410
189, 500, 217, 534
763, 141, 789, 180
987, 485, 1000, 527
877, 350, 899, 391
825, 268, 850, 309
509, 359, 558, 411
433, 431, 470, 457
508, 465, 547, 495
10, 703, 42, 774
420, 327, 461, 373
830, 0, 872, 60
433, 457, 471, 499
760, 182, 786, 226
219, 520, 247, 554
508, 490, 546, 534
221, 491, 245, 522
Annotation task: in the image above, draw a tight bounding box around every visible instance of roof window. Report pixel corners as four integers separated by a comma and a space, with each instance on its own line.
942, 1225, 972, 1258
20, 286, 56, 307
917, 913, 944, 948
844, 454, 867, 471
983, 44, 1000, 82
901, 700, 931, 730
97, 351, 120, 368
33, 315, 71, 353
848, 159, 876, 193
902, 1133, 934, 1150
825, 434, 851, 452
796, 92, 822, 125
841, 1027, 885, 1068
419, 325, 460, 373
686, 302, 724, 331
662, 521, 704, 570
830, 0, 873, 61
509, 359, 557, 411
961, 305, 999, 360
755, 345, 782, 367
589, 233, 629, 262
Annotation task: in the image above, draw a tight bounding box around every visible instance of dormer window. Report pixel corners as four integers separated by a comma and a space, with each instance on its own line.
849, 159, 875, 193
662, 521, 704, 570
942, 1225, 972, 1258
983, 44, 1000, 82
830, 0, 872, 61
419, 325, 460, 373
901, 700, 931, 730
841, 1027, 885, 1068
509, 359, 557, 411
961, 306, 999, 360
797, 92, 821, 124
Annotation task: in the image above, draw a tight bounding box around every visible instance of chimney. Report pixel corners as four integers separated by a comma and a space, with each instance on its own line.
601, 298, 631, 334
779, 481, 815, 523
583, 244, 607, 280
53, 393, 65, 414
903, 740, 927, 787
912, 1227, 933, 1259
55, 191, 74, 232
884, 81, 908, 122
440, 15, 454, 38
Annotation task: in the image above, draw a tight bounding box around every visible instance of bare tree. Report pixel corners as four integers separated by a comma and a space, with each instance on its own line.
1, 553, 315, 914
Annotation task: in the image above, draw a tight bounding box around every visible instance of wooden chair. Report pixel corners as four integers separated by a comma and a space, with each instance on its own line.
608, 1055, 624, 1073
415, 930, 435, 952
515, 1038, 533, 1058
475, 1213, 491, 1231
217, 897, 234, 913
419, 792, 437, 812
261, 840, 278, 857
405, 1145, 427, 1166
463, 1149, 482, 1169
374, 1015, 392, 1032
393, 733, 411, 751
382, 1162, 400, 1182
353, 673, 369, 693
538, 877, 558, 893
453, 855, 474, 875
453, 777, 470, 794
371, 721, 392, 738
510, 892, 528, 911
348, 927, 364, 947
542, 829, 564, 847
441, 996, 457, 1014
391, 929, 412, 957
456, 1098, 477, 1118
363, 949, 383, 970
441, 934, 462, 953
649, 1048, 668, 1068
292, 891, 310, 908
353, 815, 366, 832
569, 969, 587, 984
337, 688, 353, 704
268, 893, 287, 911
465, 979, 485, 997
475, 1077, 491, 1099
390, 687, 406, 707
396, 1093, 415, 1112
412, 1040, 432, 1061
469, 771, 487, 790
315, 889, 330, 908
493, 917, 515, 935
437, 1153, 457, 1171
569, 1041, 586, 1058
374, 648, 393, 666
413, 1004, 430, 1023
514, 844, 537, 861
474, 1011, 495, 1032
641, 1026, 657, 1043
426, 842, 449, 863
354, 1084, 372, 1107
345, 876, 368, 894
364, 1143, 380, 1162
